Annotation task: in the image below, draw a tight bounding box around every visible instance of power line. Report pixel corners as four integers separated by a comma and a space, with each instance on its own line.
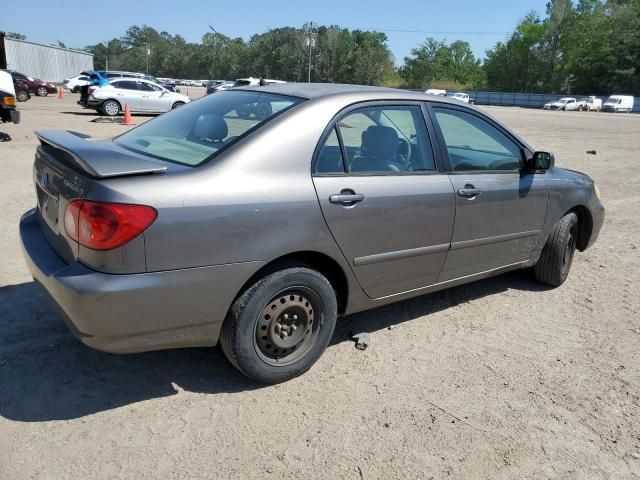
350, 27, 509, 36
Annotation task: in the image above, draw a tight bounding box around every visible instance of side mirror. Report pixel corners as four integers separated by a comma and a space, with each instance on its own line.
524, 151, 554, 171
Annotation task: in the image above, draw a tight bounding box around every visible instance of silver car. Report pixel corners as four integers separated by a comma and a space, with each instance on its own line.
20, 84, 604, 383
86, 78, 190, 116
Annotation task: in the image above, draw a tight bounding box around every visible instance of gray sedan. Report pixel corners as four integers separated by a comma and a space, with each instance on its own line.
20, 84, 604, 383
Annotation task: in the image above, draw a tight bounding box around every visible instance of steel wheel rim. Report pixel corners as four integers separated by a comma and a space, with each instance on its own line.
254, 287, 322, 366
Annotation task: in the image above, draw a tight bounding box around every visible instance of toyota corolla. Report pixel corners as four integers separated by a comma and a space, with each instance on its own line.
20, 84, 604, 384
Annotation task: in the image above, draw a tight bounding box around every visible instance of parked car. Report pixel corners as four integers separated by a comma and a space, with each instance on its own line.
425, 89, 447, 96
85, 78, 191, 116
20, 84, 604, 384
63, 75, 91, 93
98, 71, 177, 92
446, 92, 470, 103
232, 77, 286, 87
576, 96, 602, 112
13, 79, 31, 102
543, 97, 578, 111
0, 70, 20, 124
1, 70, 57, 96
602, 95, 634, 113
206, 81, 234, 95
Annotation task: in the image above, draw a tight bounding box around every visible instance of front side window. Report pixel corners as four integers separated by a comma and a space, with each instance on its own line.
433, 107, 522, 171
115, 91, 303, 166
335, 105, 435, 174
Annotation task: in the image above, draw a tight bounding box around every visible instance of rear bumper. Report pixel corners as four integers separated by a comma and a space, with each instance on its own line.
20, 209, 264, 353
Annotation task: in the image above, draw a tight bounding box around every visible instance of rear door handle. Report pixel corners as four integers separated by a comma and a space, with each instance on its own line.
457, 185, 482, 198
329, 192, 365, 206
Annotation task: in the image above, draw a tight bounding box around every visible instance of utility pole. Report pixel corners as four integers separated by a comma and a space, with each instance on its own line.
145, 36, 150, 75
307, 21, 314, 83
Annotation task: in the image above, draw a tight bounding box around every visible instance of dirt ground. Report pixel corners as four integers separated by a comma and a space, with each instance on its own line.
1, 88, 639, 480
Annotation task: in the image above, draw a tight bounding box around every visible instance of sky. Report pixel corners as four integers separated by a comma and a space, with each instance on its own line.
1, 0, 550, 63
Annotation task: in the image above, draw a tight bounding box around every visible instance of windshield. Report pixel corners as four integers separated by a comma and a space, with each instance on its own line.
115, 90, 304, 167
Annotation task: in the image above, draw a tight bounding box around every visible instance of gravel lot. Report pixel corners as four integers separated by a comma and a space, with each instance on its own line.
1, 88, 639, 479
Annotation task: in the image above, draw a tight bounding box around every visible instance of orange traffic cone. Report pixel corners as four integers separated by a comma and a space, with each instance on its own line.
122, 103, 134, 125
58, 87, 64, 99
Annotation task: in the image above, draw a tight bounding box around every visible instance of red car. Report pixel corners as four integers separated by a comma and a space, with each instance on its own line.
2, 70, 57, 96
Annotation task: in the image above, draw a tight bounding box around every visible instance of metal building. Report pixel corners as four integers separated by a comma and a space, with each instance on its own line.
0, 34, 93, 83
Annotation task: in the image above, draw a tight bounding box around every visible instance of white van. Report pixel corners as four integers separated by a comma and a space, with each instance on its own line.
602, 95, 634, 113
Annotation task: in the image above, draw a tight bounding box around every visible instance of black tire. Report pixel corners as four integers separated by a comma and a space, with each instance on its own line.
171, 101, 185, 109
101, 99, 121, 116
220, 267, 338, 384
16, 90, 29, 102
534, 213, 578, 287
36, 87, 49, 97
578, 105, 584, 112
72, 86, 80, 93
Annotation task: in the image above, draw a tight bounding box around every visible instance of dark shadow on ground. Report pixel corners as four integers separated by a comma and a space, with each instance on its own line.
0, 270, 546, 422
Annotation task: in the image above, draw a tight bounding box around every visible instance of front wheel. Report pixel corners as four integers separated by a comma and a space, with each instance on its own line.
577, 105, 584, 112
101, 99, 121, 116
219, 267, 338, 384
171, 101, 185, 110
533, 213, 578, 287
36, 87, 48, 97
72, 86, 80, 93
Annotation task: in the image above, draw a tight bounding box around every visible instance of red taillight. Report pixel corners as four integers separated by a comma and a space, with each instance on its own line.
64, 200, 157, 250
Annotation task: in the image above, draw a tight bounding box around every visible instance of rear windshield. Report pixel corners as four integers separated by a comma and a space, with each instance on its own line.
115, 91, 303, 166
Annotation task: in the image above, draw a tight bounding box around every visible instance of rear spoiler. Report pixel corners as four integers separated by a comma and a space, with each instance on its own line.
35, 129, 168, 178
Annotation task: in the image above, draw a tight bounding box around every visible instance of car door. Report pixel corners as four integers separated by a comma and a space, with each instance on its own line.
111, 80, 142, 110
428, 104, 548, 282
137, 81, 170, 112
312, 102, 455, 299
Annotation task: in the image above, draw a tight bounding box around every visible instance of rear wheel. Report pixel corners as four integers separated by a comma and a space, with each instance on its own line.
102, 99, 121, 116
36, 87, 48, 97
219, 267, 338, 384
534, 213, 578, 287
72, 86, 80, 93
578, 105, 584, 112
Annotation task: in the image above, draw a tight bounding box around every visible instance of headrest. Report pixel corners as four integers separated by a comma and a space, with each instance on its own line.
193, 114, 228, 141
361, 126, 398, 159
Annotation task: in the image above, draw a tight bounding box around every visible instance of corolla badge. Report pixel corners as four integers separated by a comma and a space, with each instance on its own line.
37, 171, 49, 189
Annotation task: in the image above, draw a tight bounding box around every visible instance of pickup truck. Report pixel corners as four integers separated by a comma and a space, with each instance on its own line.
0, 70, 20, 125
544, 97, 578, 111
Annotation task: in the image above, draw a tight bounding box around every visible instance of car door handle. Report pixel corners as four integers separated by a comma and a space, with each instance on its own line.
457, 186, 482, 198
329, 192, 365, 205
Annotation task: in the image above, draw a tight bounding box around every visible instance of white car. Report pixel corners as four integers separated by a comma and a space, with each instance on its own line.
543, 97, 578, 111
63, 75, 91, 93
86, 78, 191, 116
446, 92, 470, 103
425, 89, 447, 96
233, 77, 286, 87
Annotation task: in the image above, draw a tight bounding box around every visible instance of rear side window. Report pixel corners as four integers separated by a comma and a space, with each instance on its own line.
115, 81, 138, 90
115, 90, 303, 166
433, 107, 522, 171
315, 128, 344, 174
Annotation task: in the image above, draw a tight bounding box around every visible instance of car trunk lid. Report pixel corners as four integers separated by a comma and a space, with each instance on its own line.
33, 129, 167, 263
